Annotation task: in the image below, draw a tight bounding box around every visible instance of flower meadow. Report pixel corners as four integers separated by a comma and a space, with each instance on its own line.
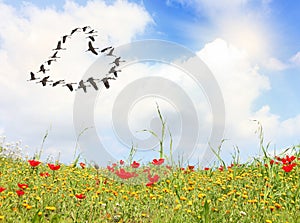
0, 148, 300, 223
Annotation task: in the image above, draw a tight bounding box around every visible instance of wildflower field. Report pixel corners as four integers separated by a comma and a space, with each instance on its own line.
0, 145, 300, 223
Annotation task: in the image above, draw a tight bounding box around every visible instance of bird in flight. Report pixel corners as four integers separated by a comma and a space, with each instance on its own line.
108, 66, 121, 78
110, 57, 125, 66
86, 29, 97, 34
28, 72, 40, 81
86, 41, 99, 55
52, 80, 65, 87
29, 26, 125, 93
100, 77, 115, 89
87, 77, 99, 90
86, 35, 96, 42
50, 51, 60, 59
63, 83, 77, 92
77, 80, 89, 93
62, 35, 71, 44
45, 59, 56, 65
37, 64, 49, 74
70, 28, 81, 35
37, 76, 53, 86
100, 46, 113, 53
53, 41, 66, 51
82, 26, 91, 32
105, 48, 116, 57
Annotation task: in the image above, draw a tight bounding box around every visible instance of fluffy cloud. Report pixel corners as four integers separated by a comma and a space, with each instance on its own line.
290, 52, 300, 66
0, 0, 152, 162
264, 57, 289, 71
197, 38, 300, 162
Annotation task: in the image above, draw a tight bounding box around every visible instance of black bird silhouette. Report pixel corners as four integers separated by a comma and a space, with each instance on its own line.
70, 28, 81, 35
27, 72, 40, 81
52, 80, 65, 87
87, 77, 99, 90
110, 57, 125, 66
86, 35, 96, 42
52, 41, 66, 50
77, 80, 89, 93
108, 66, 121, 78
82, 26, 91, 32
63, 83, 77, 92
37, 76, 53, 86
86, 41, 98, 55
100, 77, 115, 89
37, 64, 49, 74
105, 48, 116, 57
45, 59, 56, 65
62, 35, 71, 44
50, 51, 60, 59
86, 29, 97, 34
100, 46, 112, 53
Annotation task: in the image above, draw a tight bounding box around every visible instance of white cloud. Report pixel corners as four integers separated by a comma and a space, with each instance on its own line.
290, 51, 300, 66
0, 0, 152, 163
197, 38, 300, 162
264, 57, 289, 71
169, 0, 273, 62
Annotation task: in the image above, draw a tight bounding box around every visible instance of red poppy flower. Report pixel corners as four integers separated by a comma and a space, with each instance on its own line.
0, 187, 6, 193
279, 155, 296, 164
131, 161, 140, 168
107, 165, 114, 172
148, 174, 159, 183
270, 160, 275, 165
79, 162, 86, 169
204, 167, 210, 171
120, 160, 124, 165
218, 166, 224, 171
227, 163, 234, 168
16, 190, 25, 196
187, 165, 195, 171
18, 183, 28, 189
40, 172, 50, 177
152, 158, 164, 165
282, 163, 296, 172
48, 163, 61, 171
28, 160, 41, 167
115, 168, 138, 179
146, 182, 154, 187
75, 194, 86, 199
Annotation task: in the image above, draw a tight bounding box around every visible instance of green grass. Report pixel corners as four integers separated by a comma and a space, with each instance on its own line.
0, 115, 299, 222
0, 150, 299, 223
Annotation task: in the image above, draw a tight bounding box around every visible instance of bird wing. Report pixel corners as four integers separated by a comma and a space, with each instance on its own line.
88, 36, 95, 41
88, 42, 98, 55
51, 51, 58, 58
67, 84, 73, 91
62, 36, 67, 43
57, 41, 62, 49
100, 46, 112, 53
108, 48, 114, 55
103, 80, 109, 89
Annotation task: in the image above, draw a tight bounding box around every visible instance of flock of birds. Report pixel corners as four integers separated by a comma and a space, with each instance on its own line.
28, 26, 125, 92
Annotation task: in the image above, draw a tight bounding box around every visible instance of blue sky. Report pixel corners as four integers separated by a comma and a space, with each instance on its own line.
0, 0, 300, 166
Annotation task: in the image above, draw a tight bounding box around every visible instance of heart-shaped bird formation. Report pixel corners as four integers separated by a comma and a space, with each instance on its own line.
28, 26, 125, 92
